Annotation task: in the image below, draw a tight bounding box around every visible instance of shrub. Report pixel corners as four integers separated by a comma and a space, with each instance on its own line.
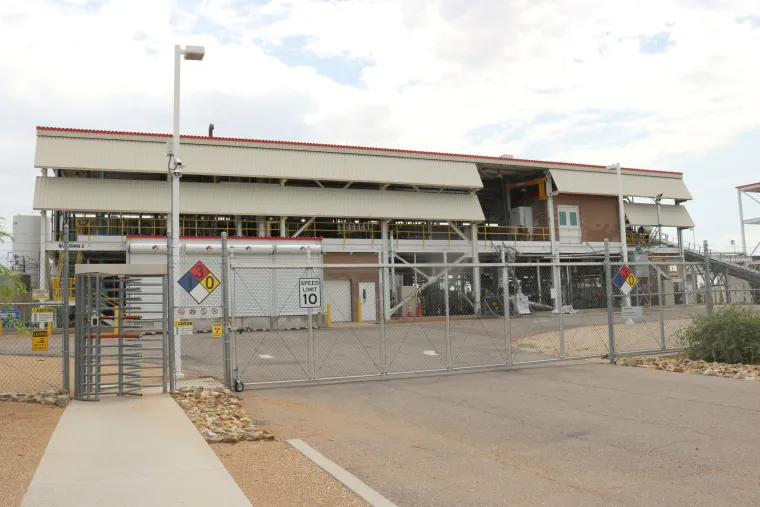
678, 305, 760, 364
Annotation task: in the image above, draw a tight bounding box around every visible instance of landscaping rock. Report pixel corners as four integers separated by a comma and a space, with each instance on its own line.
619, 357, 760, 382
0, 390, 70, 406
172, 387, 275, 444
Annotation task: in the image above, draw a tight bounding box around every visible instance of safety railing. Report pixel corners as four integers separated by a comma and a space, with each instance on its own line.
52, 277, 76, 301
73, 216, 552, 246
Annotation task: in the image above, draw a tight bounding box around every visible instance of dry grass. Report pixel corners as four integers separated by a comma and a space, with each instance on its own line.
0, 402, 63, 507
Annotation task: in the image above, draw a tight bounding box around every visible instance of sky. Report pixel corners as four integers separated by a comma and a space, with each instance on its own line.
0, 0, 759, 254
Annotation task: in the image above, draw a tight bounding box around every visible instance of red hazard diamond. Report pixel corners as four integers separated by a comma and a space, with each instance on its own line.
619, 265, 632, 279
190, 261, 210, 281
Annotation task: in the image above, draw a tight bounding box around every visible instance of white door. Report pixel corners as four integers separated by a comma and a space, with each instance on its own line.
324, 280, 352, 322
557, 206, 581, 244
359, 282, 377, 321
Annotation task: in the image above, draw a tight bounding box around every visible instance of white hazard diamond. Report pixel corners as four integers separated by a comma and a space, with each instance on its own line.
189, 283, 211, 304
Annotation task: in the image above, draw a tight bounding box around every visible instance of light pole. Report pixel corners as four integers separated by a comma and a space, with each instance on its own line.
169, 44, 205, 380
608, 163, 628, 264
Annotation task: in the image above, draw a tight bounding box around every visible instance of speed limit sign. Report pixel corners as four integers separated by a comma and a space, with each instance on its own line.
299, 278, 321, 309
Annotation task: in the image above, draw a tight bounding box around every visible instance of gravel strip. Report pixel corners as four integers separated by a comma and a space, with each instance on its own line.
172, 387, 275, 443
0, 402, 63, 507
214, 440, 369, 507
619, 356, 760, 380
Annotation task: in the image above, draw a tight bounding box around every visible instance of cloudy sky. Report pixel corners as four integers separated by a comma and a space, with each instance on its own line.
1, 0, 759, 253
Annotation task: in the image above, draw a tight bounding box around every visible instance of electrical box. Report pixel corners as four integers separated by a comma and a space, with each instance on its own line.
508, 207, 533, 233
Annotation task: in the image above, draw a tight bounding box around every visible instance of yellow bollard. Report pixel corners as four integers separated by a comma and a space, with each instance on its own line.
326, 302, 332, 328
47, 322, 52, 336
0, 320, 3, 337
356, 298, 362, 324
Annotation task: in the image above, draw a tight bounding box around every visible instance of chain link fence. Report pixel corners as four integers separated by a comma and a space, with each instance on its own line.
0, 303, 66, 394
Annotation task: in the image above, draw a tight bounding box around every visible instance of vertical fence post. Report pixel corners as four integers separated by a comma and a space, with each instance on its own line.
74, 274, 82, 398
444, 252, 452, 371
167, 230, 176, 392
558, 263, 565, 360
161, 271, 169, 393
703, 240, 713, 316
62, 222, 70, 392
221, 232, 232, 389
378, 259, 387, 375
657, 263, 666, 350
501, 250, 512, 366
604, 239, 616, 364
307, 247, 315, 379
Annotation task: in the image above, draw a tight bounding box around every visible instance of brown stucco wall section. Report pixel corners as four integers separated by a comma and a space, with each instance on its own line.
552, 194, 621, 242
528, 195, 621, 242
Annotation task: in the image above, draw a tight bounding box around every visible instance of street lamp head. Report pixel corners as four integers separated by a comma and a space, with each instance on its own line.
606, 163, 620, 171
182, 45, 205, 61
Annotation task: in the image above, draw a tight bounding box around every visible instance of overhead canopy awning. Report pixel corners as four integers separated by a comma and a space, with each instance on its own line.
34, 129, 483, 190
624, 203, 694, 228
33, 177, 486, 222
550, 168, 692, 200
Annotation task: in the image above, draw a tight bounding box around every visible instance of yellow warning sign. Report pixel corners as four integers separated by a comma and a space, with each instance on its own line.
200, 273, 221, 293
626, 273, 638, 287
212, 323, 223, 338
32, 330, 49, 352
31, 307, 55, 324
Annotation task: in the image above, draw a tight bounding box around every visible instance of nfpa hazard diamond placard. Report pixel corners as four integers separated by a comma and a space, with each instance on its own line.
178, 261, 221, 304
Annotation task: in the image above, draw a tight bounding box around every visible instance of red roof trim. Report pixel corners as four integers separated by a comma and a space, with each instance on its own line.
125, 235, 323, 241
37, 126, 683, 176
737, 181, 760, 189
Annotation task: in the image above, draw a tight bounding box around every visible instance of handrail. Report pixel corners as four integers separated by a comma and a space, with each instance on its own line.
73, 217, 554, 245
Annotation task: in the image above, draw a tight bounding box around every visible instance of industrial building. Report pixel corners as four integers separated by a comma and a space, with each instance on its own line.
17, 126, 700, 322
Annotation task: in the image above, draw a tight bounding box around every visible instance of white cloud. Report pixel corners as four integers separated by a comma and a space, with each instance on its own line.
0, 0, 759, 248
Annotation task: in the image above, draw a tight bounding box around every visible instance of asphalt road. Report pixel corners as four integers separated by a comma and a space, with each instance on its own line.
245, 363, 760, 507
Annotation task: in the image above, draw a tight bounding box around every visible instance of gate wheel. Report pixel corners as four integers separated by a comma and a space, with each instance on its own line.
233, 378, 245, 392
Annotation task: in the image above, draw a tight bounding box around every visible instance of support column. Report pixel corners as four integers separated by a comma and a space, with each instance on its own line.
39, 210, 48, 290
257, 216, 267, 237
470, 223, 481, 315
381, 222, 391, 320
234, 216, 244, 237
738, 189, 747, 256
545, 176, 560, 312
280, 217, 287, 238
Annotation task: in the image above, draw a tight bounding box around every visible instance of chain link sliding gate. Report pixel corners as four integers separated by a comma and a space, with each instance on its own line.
215, 243, 752, 388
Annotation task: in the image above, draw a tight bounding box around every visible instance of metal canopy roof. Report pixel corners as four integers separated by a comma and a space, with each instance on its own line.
550, 168, 692, 200
34, 130, 483, 190
624, 203, 694, 228
33, 177, 486, 222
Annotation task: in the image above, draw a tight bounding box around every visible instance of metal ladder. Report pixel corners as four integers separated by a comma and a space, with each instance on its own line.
74, 272, 169, 401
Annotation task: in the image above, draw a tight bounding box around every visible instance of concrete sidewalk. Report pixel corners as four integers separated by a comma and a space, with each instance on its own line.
22, 393, 252, 507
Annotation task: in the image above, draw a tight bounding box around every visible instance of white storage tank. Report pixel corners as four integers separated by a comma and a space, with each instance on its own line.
11, 213, 41, 273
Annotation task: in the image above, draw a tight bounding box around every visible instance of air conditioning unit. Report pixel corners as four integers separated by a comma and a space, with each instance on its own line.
508, 206, 533, 233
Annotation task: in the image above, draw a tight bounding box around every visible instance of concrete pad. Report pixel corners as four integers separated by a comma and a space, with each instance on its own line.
22, 394, 251, 507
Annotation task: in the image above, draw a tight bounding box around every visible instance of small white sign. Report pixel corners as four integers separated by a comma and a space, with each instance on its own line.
299, 278, 321, 309
174, 320, 194, 336
621, 306, 644, 322
32, 289, 49, 301
175, 306, 221, 319
31, 307, 55, 324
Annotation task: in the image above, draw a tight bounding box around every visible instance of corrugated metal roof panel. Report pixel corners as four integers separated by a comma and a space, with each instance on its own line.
550, 168, 692, 200
34, 134, 483, 189
33, 177, 486, 221
624, 203, 694, 228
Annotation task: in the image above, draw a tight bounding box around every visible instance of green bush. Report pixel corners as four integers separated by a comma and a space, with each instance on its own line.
678, 305, 760, 364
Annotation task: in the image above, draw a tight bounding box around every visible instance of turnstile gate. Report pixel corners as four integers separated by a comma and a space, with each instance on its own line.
74, 269, 169, 401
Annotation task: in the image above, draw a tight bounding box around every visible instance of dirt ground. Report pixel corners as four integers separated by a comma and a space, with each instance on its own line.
213, 439, 368, 507
0, 355, 68, 394
0, 402, 63, 507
